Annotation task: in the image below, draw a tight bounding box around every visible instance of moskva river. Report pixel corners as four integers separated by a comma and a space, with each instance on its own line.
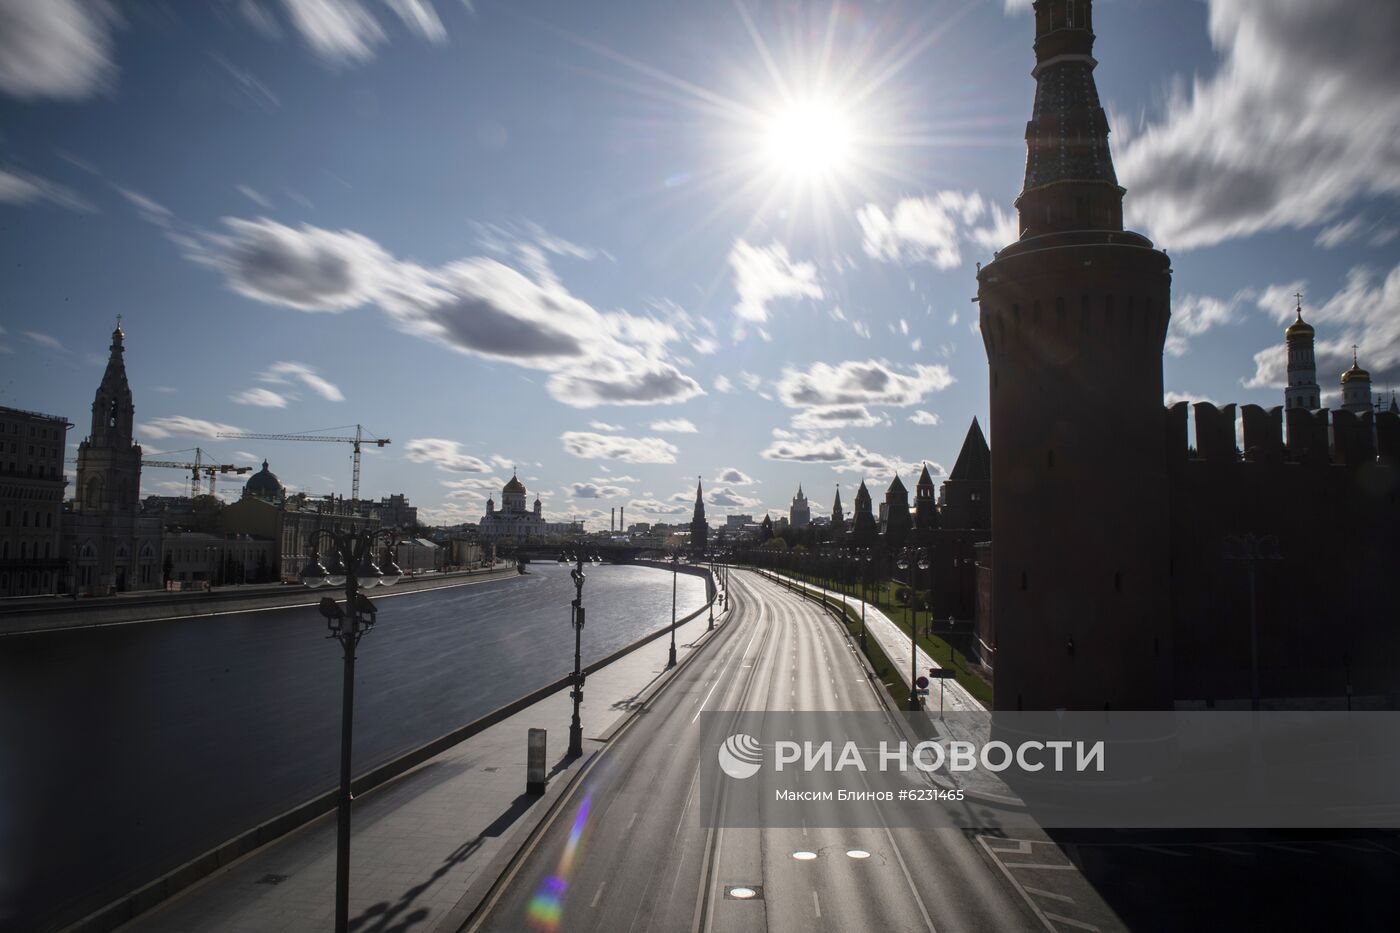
0, 562, 706, 931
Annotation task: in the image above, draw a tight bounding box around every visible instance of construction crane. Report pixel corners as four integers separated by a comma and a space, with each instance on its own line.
66, 447, 251, 497
215, 424, 390, 500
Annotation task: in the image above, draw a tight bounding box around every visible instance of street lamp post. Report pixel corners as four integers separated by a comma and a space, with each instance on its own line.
896, 549, 918, 708
859, 549, 871, 654
567, 547, 587, 758
668, 551, 679, 668
300, 529, 402, 933
706, 551, 715, 631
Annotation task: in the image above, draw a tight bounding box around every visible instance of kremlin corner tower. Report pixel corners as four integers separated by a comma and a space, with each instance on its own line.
977, 0, 1173, 711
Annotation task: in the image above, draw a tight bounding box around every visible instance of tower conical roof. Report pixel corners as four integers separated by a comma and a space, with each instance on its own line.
949, 417, 990, 483
917, 463, 934, 487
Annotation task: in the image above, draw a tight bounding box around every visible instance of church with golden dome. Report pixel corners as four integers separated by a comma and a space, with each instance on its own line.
478, 471, 583, 542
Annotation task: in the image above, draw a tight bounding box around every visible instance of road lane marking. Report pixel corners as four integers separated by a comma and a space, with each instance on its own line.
627, 811, 638, 831
812, 890, 822, 918
590, 881, 607, 908
1042, 911, 1100, 931
691, 676, 726, 723
1020, 885, 1074, 903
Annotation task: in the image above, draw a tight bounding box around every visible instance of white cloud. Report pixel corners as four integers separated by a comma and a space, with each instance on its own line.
708, 486, 762, 509
236, 184, 273, 209
258, 360, 344, 401
570, 481, 630, 499
1165, 290, 1250, 357
231, 387, 288, 408
191, 217, 704, 408
384, 0, 446, 41
404, 438, 491, 472
589, 420, 623, 432
714, 467, 755, 486
197, 218, 394, 311
909, 410, 940, 426
728, 239, 822, 324
0, 165, 94, 212
760, 433, 923, 482
0, 0, 116, 100
714, 375, 735, 393
280, 0, 387, 64
139, 416, 247, 440
649, 418, 698, 433
776, 360, 954, 409
561, 431, 678, 464
858, 190, 1016, 269
625, 497, 689, 518
24, 331, 65, 352
791, 405, 886, 430
115, 187, 171, 225
1116, 0, 1400, 251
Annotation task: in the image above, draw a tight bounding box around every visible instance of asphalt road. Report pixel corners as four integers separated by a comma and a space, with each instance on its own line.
471, 569, 1062, 933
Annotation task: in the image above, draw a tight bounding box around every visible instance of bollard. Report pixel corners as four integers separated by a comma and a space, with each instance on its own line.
526, 727, 547, 795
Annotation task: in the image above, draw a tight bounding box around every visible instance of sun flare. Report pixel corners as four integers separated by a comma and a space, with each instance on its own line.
761, 97, 855, 183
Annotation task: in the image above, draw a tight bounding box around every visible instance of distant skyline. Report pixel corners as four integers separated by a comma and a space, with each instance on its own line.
2, 0, 1397, 527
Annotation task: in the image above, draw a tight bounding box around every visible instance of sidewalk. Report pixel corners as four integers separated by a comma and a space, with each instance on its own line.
111, 593, 730, 933
761, 570, 985, 713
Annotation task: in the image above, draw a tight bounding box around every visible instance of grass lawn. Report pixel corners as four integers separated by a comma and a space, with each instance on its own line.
759, 568, 994, 708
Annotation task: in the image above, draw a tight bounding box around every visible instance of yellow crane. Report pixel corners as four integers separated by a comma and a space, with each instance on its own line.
216, 424, 390, 499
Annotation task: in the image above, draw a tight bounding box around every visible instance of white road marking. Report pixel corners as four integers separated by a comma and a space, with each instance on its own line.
590, 881, 607, 908
1020, 885, 1075, 903
812, 890, 822, 918
691, 676, 726, 723
1042, 911, 1100, 931
626, 811, 638, 831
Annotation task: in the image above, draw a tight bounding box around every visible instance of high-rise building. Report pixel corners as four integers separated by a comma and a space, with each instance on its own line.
977, 0, 1174, 710
64, 321, 164, 593
0, 406, 71, 596
789, 484, 810, 529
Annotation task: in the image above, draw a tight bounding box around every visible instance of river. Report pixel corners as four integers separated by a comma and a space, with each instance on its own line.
0, 562, 706, 931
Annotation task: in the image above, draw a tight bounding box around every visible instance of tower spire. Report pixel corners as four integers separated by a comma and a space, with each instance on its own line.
1016, 0, 1123, 238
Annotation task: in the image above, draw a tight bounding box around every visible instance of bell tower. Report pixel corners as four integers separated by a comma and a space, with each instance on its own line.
75, 319, 143, 514
977, 0, 1173, 710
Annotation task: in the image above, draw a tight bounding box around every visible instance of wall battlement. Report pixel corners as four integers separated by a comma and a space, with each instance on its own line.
1166, 401, 1400, 470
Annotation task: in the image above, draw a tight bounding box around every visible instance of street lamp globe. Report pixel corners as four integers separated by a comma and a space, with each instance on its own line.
325, 549, 348, 588
897, 556, 910, 571
357, 548, 383, 588
379, 548, 403, 586
300, 550, 330, 588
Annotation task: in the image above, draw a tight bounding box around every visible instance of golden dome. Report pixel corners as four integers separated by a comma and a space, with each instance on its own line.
1341, 360, 1370, 384
1285, 308, 1314, 339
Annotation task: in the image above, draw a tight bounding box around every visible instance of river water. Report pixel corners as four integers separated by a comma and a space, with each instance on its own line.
0, 562, 705, 931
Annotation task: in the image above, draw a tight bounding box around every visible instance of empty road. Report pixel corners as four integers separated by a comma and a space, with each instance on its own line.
470, 569, 1092, 933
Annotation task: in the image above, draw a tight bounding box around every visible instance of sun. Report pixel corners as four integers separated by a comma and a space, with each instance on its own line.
760, 96, 856, 184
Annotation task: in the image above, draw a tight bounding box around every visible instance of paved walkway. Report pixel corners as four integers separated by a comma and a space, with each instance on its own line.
116, 592, 730, 933
760, 570, 985, 712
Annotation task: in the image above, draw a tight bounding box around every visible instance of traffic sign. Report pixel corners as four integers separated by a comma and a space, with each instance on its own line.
927, 668, 956, 679
915, 676, 929, 690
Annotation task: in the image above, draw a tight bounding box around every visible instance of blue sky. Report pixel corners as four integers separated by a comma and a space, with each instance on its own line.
2, 0, 1397, 527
